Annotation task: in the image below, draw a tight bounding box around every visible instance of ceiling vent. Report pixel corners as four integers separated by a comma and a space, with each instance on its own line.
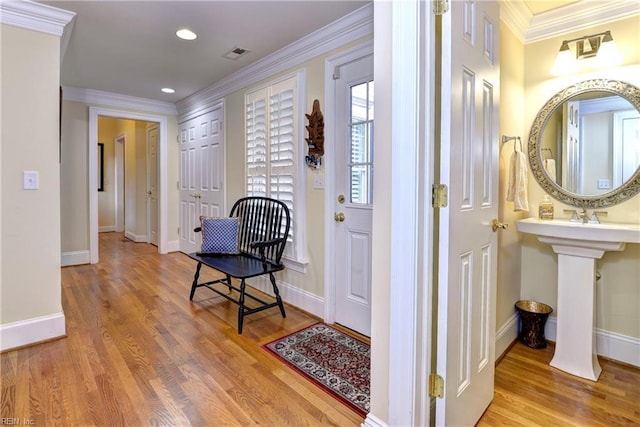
223, 47, 250, 60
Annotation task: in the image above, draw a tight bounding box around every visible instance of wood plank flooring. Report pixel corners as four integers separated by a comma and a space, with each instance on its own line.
479, 342, 640, 426
2, 232, 639, 426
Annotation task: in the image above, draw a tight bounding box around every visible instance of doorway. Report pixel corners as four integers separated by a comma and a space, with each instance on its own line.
89, 107, 169, 263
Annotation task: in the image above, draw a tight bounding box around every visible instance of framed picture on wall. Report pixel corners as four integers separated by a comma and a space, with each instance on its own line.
98, 142, 104, 192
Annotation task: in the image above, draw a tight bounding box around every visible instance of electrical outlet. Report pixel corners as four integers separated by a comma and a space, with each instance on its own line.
597, 179, 610, 189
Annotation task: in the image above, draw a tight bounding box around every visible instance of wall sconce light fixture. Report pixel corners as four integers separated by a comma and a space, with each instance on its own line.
551, 30, 621, 75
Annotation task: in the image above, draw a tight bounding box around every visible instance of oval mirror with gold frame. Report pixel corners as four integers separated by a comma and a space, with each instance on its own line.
528, 79, 640, 208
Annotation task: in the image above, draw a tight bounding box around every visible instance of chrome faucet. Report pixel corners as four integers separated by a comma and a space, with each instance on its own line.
563, 208, 608, 224
578, 207, 589, 223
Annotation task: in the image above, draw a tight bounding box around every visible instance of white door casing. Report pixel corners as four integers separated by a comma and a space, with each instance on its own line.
115, 135, 125, 233
147, 125, 159, 246
179, 103, 225, 254
334, 54, 374, 337
436, 1, 500, 426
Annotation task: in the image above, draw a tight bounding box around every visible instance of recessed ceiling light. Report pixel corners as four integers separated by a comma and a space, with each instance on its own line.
176, 28, 197, 40
161, 88, 175, 94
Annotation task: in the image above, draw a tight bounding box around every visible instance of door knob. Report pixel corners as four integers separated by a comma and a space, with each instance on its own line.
147, 190, 152, 196
334, 212, 345, 222
492, 219, 508, 232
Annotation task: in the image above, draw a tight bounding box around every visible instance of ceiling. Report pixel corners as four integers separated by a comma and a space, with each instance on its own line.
39, 0, 577, 105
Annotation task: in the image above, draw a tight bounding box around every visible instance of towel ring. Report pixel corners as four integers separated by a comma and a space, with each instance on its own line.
501, 135, 522, 152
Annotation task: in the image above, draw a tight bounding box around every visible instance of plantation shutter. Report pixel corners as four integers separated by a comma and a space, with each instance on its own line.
246, 76, 298, 258
246, 89, 268, 197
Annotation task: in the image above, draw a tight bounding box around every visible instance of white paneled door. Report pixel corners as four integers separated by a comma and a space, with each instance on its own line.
179, 104, 225, 254
437, 1, 500, 425
334, 54, 374, 337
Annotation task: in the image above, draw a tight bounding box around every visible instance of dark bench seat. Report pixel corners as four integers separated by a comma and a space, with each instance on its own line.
187, 196, 291, 333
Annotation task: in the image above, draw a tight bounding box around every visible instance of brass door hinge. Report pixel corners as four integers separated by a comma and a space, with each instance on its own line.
433, 0, 449, 15
432, 184, 448, 208
429, 373, 444, 398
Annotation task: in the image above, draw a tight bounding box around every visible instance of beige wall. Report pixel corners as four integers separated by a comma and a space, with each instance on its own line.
521, 15, 640, 339
1, 24, 62, 323
98, 117, 118, 229
497, 22, 528, 345
60, 101, 90, 252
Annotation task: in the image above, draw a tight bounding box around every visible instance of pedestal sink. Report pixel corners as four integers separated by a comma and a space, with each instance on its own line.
516, 218, 640, 381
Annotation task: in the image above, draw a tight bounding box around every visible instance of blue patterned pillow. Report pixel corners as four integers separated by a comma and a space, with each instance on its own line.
200, 216, 240, 254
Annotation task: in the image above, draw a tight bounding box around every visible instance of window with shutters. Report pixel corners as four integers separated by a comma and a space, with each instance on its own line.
245, 71, 307, 267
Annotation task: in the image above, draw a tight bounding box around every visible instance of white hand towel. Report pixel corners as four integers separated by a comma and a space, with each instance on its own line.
544, 158, 556, 183
507, 150, 529, 212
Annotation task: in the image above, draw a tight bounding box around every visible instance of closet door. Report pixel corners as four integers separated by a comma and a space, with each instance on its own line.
179, 103, 225, 254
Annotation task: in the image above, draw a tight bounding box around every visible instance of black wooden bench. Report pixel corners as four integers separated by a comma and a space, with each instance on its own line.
188, 196, 291, 333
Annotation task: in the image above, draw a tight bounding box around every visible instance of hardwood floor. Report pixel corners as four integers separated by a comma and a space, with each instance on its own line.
478, 342, 640, 426
1, 232, 639, 426
1, 233, 362, 426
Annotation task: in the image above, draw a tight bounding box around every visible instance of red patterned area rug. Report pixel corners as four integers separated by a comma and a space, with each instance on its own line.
263, 323, 370, 417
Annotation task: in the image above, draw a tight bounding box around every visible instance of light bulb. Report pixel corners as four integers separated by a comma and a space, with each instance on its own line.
596, 32, 621, 66
551, 41, 577, 75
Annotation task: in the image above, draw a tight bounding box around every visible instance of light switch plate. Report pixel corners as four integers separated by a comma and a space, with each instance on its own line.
24, 171, 39, 190
313, 173, 325, 189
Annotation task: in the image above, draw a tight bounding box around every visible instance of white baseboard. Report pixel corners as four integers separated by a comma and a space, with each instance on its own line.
99, 225, 115, 232
545, 316, 640, 368
495, 313, 519, 361
61, 250, 91, 266
0, 312, 66, 352
165, 239, 180, 253
249, 276, 324, 318
124, 231, 147, 242
362, 413, 387, 427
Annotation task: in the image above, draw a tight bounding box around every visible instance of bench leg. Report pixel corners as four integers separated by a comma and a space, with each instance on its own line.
189, 262, 203, 301
238, 279, 246, 334
269, 273, 286, 319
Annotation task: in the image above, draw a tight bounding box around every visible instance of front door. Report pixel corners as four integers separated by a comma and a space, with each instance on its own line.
334, 54, 374, 337
179, 103, 225, 254
436, 0, 500, 425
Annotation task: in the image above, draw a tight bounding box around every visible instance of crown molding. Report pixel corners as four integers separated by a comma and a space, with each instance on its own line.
0, 0, 75, 36
526, 0, 640, 43
63, 86, 177, 116
500, 0, 640, 44
500, 0, 532, 43
176, 2, 373, 121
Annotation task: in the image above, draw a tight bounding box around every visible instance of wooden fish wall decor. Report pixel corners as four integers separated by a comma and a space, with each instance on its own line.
305, 99, 324, 168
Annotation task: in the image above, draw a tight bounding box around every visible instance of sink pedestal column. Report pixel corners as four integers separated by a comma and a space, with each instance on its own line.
551, 253, 600, 380
538, 237, 626, 381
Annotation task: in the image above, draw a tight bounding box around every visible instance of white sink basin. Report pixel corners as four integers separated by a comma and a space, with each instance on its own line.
516, 218, 640, 244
